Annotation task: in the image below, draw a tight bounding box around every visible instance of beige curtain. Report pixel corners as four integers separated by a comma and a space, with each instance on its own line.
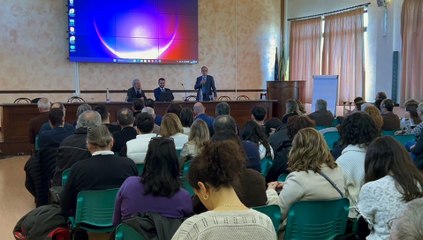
289, 18, 322, 103
322, 8, 364, 104
401, 0, 423, 104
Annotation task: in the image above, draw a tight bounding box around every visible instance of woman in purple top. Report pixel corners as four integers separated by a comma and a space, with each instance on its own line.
113, 137, 193, 226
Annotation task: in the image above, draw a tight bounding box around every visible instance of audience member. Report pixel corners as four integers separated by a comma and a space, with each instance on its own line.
127, 78, 146, 102
132, 98, 145, 119
295, 99, 306, 115
153, 77, 174, 102
39, 102, 74, 134
281, 99, 299, 124
28, 97, 51, 144
358, 136, 423, 240
267, 128, 345, 232
266, 115, 315, 183
179, 108, 194, 135
251, 106, 267, 129
264, 118, 282, 137
380, 99, 400, 130
353, 97, 365, 112
141, 107, 160, 134
363, 105, 383, 133
391, 198, 423, 240
400, 99, 421, 131
124, 112, 157, 164
144, 98, 162, 126
240, 120, 274, 160
76, 103, 92, 118
180, 119, 210, 168
52, 110, 102, 186
172, 140, 276, 240
167, 102, 183, 117
308, 99, 334, 127
193, 102, 214, 136
38, 108, 73, 149
94, 104, 120, 133
60, 125, 137, 215
374, 91, 387, 110
215, 102, 231, 116
336, 112, 378, 218
160, 113, 188, 149
112, 108, 136, 153
113, 137, 192, 226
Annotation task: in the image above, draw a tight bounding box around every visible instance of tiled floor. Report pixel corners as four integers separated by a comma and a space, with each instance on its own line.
0, 155, 108, 240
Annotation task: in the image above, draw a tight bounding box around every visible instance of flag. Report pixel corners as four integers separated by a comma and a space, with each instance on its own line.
274, 47, 279, 81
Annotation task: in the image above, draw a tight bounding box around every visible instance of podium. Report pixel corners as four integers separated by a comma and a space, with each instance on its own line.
267, 81, 305, 118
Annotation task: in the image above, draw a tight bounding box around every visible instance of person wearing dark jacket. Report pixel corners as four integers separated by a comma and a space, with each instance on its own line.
60, 125, 138, 215
112, 108, 137, 154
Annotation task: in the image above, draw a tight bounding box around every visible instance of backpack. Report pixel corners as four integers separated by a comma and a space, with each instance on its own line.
13, 204, 69, 240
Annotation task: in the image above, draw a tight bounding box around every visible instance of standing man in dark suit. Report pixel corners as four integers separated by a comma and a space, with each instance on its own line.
153, 78, 174, 102
126, 79, 146, 102
194, 66, 217, 101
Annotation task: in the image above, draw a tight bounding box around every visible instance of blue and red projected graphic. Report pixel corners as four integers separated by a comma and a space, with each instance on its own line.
68, 0, 198, 64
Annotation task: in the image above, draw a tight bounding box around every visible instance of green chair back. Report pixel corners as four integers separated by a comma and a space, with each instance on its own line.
315, 125, 327, 131
181, 161, 194, 196
252, 204, 282, 232
136, 164, 145, 175
277, 173, 288, 182
392, 134, 415, 146
260, 157, 273, 177
323, 131, 340, 150
284, 198, 349, 240
62, 168, 71, 186
69, 188, 119, 233
115, 223, 145, 240
382, 130, 396, 136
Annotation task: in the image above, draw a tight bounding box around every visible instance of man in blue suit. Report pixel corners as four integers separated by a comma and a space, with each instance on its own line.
153, 78, 174, 102
194, 66, 217, 101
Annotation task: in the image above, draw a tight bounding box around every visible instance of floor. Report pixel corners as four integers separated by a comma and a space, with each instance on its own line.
0, 155, 108, 240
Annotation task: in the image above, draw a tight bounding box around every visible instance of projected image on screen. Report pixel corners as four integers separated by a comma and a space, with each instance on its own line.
68, 0, 198, 64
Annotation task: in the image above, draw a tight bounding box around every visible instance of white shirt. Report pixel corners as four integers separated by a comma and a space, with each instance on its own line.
126, 133, 157, 164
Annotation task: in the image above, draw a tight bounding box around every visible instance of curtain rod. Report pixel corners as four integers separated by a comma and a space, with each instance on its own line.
287, 2, 370, 21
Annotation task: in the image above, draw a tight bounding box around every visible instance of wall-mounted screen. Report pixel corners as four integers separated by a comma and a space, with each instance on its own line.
68, 0, 198, 64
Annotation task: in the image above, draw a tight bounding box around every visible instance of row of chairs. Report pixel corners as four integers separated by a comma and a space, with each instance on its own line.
13, 96, 85, 104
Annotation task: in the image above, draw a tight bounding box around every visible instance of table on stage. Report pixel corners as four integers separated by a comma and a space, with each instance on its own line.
0, 100, 275, 155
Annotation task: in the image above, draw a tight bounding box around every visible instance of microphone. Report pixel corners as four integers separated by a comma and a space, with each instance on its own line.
181, 82, 187, 101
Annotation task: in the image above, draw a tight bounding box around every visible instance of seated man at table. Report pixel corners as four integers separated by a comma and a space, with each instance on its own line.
60, 125, 138, 216
153, 77, 174, 102
127, 79, 146, 102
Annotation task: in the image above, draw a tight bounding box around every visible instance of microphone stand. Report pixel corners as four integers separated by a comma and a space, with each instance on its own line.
181, 82, 187, 101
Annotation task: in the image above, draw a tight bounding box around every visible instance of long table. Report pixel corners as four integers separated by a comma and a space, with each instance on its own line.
0, 100, 275, 155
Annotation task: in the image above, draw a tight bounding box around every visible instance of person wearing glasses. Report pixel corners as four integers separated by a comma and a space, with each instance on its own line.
194, 66, 217, 102
113, 137, 193, 226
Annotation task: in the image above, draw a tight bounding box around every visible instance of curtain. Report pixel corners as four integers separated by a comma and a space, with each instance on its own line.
289, 18, 322, 103
401, 0, 423, 104
322, 8, 364, 105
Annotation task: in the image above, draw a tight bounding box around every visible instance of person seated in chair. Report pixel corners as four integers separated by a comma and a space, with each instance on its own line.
60, 125, 137, 216
153, 78, 174, 102
127, 79, 146, 102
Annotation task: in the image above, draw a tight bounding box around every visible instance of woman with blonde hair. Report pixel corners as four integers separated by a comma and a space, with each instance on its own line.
180, 119, 210, 167
364, 105, 383, 133
160, 113, 188, 149
267, 127, 345, 221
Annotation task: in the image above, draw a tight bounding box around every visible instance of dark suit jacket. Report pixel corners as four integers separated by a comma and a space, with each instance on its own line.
194, 75, 217, 101
28, 112, 50, 144
112, 126, 137, 153
153, 87, 174, 102
127, 87, 146, 102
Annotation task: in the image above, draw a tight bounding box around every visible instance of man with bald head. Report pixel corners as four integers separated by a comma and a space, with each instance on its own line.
28, 97, 51, 145
193, 102, 214, 136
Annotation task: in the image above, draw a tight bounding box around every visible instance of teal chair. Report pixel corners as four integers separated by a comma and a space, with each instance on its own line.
181, 161, 194, 196
277, 173, 288, 182
69, 188, 119, 233
62, 168, 71, 186
323, 131, 340, 150
284, 198, 350, 240
315, 126, 328, 131
261, 157, 273, 177
136, 163, 145, 175
382, 130, 396, 136
392, 134, 415, 146
176, 148, 182, 160
115, 223, 145, 240
331, 118, 340, 127
252, 204, 282, 232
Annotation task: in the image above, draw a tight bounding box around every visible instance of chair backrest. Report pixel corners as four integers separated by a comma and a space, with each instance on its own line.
136, 164, 144, 175
277, 173, 288, 182
392, 134, 415, 146
73, 188, 119, 230
284, 198, 350, 240
13, 97, 32, 103
252, 204, 281, 232
67, 96, 85, 103
382, 130, 396, 136
218, 96, 231, 101
323, 131, 340, 150
236, 95, 250, 100
184, 95, 196, 101
181, 161, 194, 196
115, 223, 145, 240
260, 157, 273, 177
62, 168, 71, 186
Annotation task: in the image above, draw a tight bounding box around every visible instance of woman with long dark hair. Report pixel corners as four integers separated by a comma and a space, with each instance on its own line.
241, 120, 274, 160
113, 137, 193, 226
357, 136, 423, 240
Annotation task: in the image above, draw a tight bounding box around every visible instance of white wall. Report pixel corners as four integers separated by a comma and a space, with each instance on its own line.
286, 0, 402, 103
